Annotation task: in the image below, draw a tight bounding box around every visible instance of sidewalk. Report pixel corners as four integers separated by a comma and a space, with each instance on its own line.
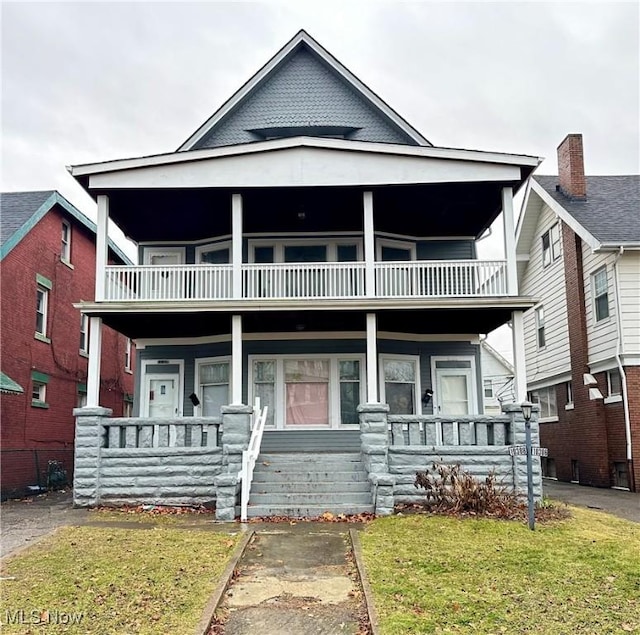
543, 479, 640, 523
218, 523, 368, 635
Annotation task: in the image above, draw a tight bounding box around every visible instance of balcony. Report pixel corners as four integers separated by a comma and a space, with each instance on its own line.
102, 259, 507, 302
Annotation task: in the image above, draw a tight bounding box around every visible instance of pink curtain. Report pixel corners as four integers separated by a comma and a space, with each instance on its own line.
286, 383, 329, 425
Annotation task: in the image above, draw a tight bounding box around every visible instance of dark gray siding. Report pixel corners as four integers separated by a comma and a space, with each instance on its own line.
140, 338, 481, 415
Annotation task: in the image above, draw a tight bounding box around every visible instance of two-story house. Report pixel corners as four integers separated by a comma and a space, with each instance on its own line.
0, 190, 135, 498
68, 31, 542, 518
517, 134, 640, 492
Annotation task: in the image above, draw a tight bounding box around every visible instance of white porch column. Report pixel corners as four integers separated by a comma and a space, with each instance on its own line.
512, 310, 527, 402
232, 194, 243, 299
363, 191, 375, 297
366, 312, 378, 402
86, 317, 103, 406
95, 195, 109, 301
231, 314, 242, 404
502, 186, 518, 295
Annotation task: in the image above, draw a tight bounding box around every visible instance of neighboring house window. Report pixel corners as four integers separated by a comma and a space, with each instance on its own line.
382, 358, 418, 415
535, 306, 546, 349
566, 381, 573, 406
36, 286, 49, 338
124, 338, 132, 371
484, 379, 494, 399
31, 371, 49, 408
61, 220, 71, 263
529, 386, 557, 419
198, 359, 230, 417
541, 224, 560, 267
79, 314, 89, 354
607, 369, 622, 397
592, 267, 610, 322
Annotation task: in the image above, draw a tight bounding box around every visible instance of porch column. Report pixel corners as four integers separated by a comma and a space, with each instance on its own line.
363, 191, 375, 297
512, 310, 527, 402
502, 186, 518, 295
231, 314, 242, 404
95, 195, 109, 301
366, 312, 378, 402
232, 193, 243, 299
86, 317, 103, 406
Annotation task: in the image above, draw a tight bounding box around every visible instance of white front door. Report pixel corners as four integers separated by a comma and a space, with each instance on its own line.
144, 249, 185, 299
145, 374, 180, 418
432, 358, 477, 415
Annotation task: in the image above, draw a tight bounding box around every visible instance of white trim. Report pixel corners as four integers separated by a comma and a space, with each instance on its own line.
70, 135, 540, 180
539, 416, 559, 424
431, 355, 478, 415
140, 358, 185, 417
194, 355, 232, 417
363, 191, 375, 298
366, 313, 378, 402
95, 195, 109, 301
231, 314, 242, 404
176, 30, 430, 150
604, 395, 623, 405
79, 313, 89, 355
502, 186, 517, 294
564, 403, 575, 411
376, 237, 417, 261
380, 354, 422, 415
527, 372, 572, 391
195, 240, 231, 263
232, 194, 242, 298
511, 310, 527, 402
143, 246, 186, 265
247, 353, 366, 429
134, 331, 481, 348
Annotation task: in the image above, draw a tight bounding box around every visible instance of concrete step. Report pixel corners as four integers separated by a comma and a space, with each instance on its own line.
246, 503, 375, 519
254, 460, 365, 474
249, 491, 373, 506
257, 452, 363, 463
252, 470, 368, 484
250, 480, 371, 494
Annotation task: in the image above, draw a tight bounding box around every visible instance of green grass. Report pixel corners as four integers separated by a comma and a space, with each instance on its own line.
1, 526, 240, 634
361, 506, 640, 634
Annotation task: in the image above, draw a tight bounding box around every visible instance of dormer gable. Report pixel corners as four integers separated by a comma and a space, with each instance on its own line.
179, 30, 431, 151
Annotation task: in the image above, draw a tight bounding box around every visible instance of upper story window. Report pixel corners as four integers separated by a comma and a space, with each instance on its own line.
592, 267, 610, 322
35, 275, 52, 341
535, 306, 546, 349
79, 314, 89, 354
542, 223, 561, 267
61, 220, 71, 263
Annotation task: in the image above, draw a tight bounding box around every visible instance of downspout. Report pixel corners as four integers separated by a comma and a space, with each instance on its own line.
612, 246, 634, 490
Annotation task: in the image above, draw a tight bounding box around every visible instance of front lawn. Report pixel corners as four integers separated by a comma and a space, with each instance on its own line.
361, 507, 640, 634
1, 525, 239, 634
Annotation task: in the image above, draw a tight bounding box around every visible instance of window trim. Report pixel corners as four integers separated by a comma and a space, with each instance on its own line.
379, 354, 422, 416
541, 223, 561, 268
591, 266, 610, 323
124, 338, 132, 372
248, 238, 363, 263
376, 238, 417, 261
248, 354, 366, 429
535, 306, 546, 350
79, 314, 89, 355
195, 240, 232, 264
143, 247, 186, 265
61, 219, 72, 265
194, 356, 232, 417
35, 285, 49, 341
483, 379, 494, 399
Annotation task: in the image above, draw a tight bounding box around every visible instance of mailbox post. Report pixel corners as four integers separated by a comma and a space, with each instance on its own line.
521, 401, 535, 530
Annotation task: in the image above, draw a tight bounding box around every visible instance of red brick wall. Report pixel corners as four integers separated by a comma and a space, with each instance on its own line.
626, 366, 640, 491
1, 204, 134, 495
557, 134, 586, 199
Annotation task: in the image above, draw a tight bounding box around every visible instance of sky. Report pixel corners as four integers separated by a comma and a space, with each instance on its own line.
2, 1, 639, 356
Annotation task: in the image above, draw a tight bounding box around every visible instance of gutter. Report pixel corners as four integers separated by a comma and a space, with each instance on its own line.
612, 246, 635, 491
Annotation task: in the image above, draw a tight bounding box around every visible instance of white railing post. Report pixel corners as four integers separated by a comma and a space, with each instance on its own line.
239, 398, 268, 522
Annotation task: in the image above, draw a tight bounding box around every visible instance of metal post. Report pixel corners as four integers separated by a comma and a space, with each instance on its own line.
525, 417, 535, 530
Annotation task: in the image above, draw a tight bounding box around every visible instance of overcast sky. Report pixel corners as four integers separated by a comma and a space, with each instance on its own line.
2, 1, 638, 354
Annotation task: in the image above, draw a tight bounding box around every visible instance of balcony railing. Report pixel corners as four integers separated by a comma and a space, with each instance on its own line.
103, 259, 507, 301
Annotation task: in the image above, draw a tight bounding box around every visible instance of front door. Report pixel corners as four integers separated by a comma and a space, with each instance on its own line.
145, 374, 180, 418
284, 359, 330, 427
144, 250, 184, 299
432, 358, 476, 415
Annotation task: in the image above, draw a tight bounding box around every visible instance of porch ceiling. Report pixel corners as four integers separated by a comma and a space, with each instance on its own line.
88, 305, 526, 340
101, 181, 517, 243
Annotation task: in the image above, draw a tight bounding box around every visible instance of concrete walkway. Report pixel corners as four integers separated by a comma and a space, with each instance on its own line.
543, 479, 640, 523
219, 524, 367, 635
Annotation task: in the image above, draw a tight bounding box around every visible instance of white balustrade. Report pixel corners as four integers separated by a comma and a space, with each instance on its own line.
103, 259, 507, 301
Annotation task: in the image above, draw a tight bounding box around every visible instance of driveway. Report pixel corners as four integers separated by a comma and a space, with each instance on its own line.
1, 490, 88, 558
543, 479, 640, 523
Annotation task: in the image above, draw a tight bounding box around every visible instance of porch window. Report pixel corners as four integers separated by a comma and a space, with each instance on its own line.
284, 359, 330, 426
383, 358, 417, 415
198, 360, 230, 417
253, 360, 275, 427
197, 242, 230, 264
339, 360, 361, 424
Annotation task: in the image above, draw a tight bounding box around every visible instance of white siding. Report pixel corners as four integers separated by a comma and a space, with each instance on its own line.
583, 247, 618, 365
520, 204, 571, 384
617, 250, 640, 355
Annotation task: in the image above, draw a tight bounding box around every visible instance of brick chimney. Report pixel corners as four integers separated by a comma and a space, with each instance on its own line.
557, 134, 586, 199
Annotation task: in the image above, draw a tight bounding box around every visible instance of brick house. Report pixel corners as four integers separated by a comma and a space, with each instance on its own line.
0, 190, 135, 498
516, 134, 640, 491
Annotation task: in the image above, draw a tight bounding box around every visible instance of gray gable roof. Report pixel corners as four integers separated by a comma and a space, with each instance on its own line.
534, 175, 640, 245
1, 190, 132, 264
182, 30, 430, 151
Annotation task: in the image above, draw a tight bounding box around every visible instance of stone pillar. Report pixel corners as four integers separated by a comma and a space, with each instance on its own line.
216, 404, 252, 521
73, 406, 111, 507
502, 403, 542, 500
369, 473, 395, 516
358, 403, 390, 475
